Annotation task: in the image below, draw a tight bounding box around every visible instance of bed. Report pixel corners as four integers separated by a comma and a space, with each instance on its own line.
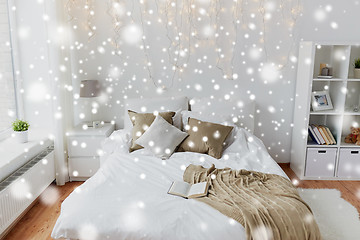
51, 97, 299, 240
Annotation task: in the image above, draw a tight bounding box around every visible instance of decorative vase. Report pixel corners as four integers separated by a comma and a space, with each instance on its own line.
354, 69, 360, 79
14, 130, 28, 143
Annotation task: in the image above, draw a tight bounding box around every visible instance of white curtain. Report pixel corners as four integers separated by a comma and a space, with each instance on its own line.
43, 0, 73, 185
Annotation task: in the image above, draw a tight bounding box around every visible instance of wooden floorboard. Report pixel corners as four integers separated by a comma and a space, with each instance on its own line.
3, 181, 82, 240
3, 164, 360, 240
279, 163, 360, 213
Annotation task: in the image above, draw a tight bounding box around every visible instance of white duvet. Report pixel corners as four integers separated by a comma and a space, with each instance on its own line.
52, 128, 287, 240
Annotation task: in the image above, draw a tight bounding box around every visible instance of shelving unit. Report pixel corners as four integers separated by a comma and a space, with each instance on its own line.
291, 41, 360, 180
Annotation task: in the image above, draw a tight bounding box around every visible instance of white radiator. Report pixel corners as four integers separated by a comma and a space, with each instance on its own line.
0, 145, 55, 237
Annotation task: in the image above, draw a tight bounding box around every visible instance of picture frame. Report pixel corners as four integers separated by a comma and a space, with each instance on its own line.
311, 91, 333, 111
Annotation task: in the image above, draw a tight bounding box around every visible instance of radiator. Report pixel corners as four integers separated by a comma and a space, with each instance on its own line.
0, 145, 55, 237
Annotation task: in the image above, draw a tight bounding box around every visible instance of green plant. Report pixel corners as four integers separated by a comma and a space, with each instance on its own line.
354, 58, 360, 69
12, 119, 30, 132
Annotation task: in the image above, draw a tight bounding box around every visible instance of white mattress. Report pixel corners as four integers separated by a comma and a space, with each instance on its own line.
52, 128, 287, 240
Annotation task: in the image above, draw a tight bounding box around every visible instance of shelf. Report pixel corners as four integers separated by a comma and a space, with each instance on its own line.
292, 42, 360, 180
310, 110, 342, 115
307, 141, 338, 148
313, 78, 345, 81
312, 78, 360, 82
315, 137, 360, 148
348, 45, 360, 81
313, 45, 350, 79
340, 138, 360, 148
346, 78, 360, 81
340, 142, 360, 148
343, 111, 360, 115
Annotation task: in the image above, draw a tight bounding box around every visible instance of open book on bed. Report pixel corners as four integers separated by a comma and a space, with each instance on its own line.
168, 181, 210, 199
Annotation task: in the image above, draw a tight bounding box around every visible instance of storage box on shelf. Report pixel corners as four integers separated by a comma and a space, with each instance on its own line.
291, 41, 360, 180
68, 123, 114, 181
337, 148, 360, 178
305, 148, 337, 178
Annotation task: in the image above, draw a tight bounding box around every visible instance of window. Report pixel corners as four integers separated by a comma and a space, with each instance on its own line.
0, 0, 17, 136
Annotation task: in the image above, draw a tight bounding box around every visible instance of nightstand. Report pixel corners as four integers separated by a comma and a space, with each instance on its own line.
67, 123, 115, 181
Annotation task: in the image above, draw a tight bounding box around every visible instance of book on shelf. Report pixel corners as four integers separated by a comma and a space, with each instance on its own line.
322, 125, 337, 144
309, 124, 326, 144
308, 126, 321, 144
318, 126, 331, 144
320, 125, 337, 145
168, 181, 209, 199
308, 125, 336, 145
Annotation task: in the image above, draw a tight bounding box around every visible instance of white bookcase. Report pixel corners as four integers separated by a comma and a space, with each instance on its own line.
291, 41, 360, 180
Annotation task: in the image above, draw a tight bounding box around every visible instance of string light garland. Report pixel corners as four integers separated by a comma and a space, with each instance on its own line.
66, 0, 303, 86
65, 0, 77, 22
85, 0, 95, 41
66, 0, 96, 41
106, 0, 124, 54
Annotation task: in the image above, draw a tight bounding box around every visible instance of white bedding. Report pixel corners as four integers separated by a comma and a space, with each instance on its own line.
52, 128, 287, 240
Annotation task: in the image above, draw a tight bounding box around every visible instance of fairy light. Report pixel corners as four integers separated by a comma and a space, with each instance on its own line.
106, 0, 125, 53
66, 0, 96, 41
66, 0, 302, 87
85, 0, 95, 40
65, 0, 77, 22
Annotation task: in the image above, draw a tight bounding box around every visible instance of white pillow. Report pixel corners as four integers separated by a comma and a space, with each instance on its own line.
135, 115, 188, 159
189, 97, 255, 133
124, 96, 189, 129
100, 129, 131, 165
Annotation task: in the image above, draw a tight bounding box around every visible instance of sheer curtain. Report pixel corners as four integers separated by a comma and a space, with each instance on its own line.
43, 0, 73, 185
0, 0, 18, 138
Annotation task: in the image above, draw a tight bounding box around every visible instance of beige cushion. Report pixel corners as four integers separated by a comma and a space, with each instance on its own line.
128, 110, 175, 152
178, 118, 233, 159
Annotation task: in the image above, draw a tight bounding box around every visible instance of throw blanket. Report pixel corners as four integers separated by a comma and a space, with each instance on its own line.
183, 164, 321, 240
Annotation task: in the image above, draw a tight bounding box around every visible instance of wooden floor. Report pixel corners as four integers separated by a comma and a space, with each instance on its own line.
279, 163, 360, 214
3, 182, 82, 240
3, 164, 360, 240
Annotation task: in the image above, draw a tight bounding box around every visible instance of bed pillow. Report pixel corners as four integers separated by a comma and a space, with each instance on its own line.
181, 110, 233, 130
190, 97, 255, 133
181, 110, 237, 149
135, 115, 188, 159
178, 118, 233, 159
128, 110, 175, 152
124, 96, 189, 129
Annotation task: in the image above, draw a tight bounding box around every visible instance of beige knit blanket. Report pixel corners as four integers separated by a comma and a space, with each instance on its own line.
183, 164, 321, 240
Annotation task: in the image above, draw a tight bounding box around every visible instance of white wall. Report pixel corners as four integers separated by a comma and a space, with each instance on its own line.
69, 0, 299, 162
12, 0, 360, 163
299, 0, 360, 42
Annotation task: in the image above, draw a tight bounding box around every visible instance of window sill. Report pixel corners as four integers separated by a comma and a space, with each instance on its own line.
0, 129, 53, 182
0, 129, 12, 142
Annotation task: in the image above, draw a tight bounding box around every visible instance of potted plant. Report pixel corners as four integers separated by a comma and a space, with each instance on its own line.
12, 119, 30, 143
354, 58, 360, 79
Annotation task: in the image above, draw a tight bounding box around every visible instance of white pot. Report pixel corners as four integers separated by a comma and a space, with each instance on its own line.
14, 130, 28, 143
354, 69, 360, 79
